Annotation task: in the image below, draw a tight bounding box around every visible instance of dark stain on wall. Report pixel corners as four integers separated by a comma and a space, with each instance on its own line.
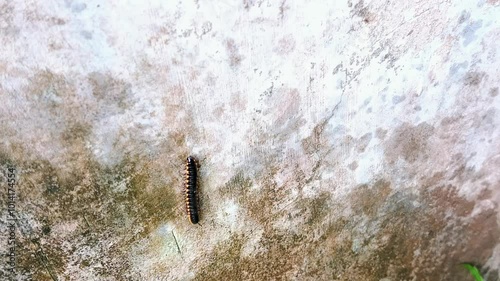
463, 71, 486, 86
194, 165, 499, 281
88, 72, 134, 111
0, 136, 184, 279
490, 87, 499, 97
226, 38, 243, 68
384, 122, 435, 163
375, 127, 388, 140
356, 132, 372, 153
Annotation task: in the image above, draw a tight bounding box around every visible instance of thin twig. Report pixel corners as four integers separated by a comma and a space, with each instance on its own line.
82, 214, 91, 229
33, 241, 58, 281
171, 231, 181, 255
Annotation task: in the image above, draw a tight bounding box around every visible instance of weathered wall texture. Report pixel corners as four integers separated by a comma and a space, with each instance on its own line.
0, 0, 499, 280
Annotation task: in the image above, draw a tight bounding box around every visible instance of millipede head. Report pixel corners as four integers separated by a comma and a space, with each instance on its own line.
186, 156, 196, 164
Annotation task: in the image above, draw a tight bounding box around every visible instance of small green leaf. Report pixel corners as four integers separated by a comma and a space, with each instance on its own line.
462, 263, 484, 281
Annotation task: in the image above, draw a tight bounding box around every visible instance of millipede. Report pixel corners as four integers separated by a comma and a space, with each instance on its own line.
184, 156, 200, 224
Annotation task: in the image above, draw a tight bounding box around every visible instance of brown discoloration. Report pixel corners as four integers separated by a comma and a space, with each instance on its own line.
472, 107, 496, 129
194, 193, 332, 281
217, 171, 270, 225
348, 161, 358, 170
384, 122, 435, 163
148, 23, 176, 47
230, 92, 247, 111
226, 38, 243, 67
266, 88, 301, 126
351, 179, 392, 216
0, 3, 15, 38
303, 192, 332, 225
424, 184, 476, 215
27, 70, 77, 104
490, 87, 499, 97
463, 71, 486, 86
412, 186, 499, 280
375, 127, 387, 140
458, 11, 470, 24
194, 170, 500, 280
356, 132, 372, 153
212, 105, 225, 119
88, 72, 133, 110
61, 122, 91, 145
352, 0, 376, 24
302, 117, 342, 156
22, 5, 67, 26
1, 148, 181, 279
274, 34, 296, 55
440, 115, 461, 127
243, 0, 256, 10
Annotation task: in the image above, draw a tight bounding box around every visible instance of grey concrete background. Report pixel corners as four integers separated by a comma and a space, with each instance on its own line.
0, 0, 499, 280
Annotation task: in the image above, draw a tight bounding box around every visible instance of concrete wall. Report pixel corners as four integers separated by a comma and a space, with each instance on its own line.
0, 0, 499, 280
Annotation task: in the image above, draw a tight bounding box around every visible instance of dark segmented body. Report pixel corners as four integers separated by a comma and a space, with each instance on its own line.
185, 156, 199, 224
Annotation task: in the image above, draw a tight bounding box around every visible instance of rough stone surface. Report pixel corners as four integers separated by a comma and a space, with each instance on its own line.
0, 1, 499, 280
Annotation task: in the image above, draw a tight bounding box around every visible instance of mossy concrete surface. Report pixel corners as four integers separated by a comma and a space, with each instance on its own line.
0, 1, 499, 280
